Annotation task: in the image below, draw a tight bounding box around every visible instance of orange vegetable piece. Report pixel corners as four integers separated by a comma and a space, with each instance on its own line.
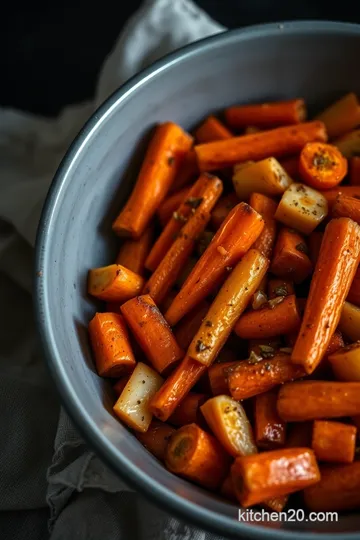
316, 92, 360, 139
168, 392, 206, 427
210, 192, 239, 230
332, 194, 360, 224
249, 193, 277, 259
88, 264, 145, 302
135, 420, 176, 462
173, 300, 209, 350
312, 420, 356, 464
299, 142, 348, 189
225, 99, 306, 129
255, 390, 286, 449
270, 228, 312, 284
319, 185, 360, 209
350, 156, 360, 185
308, 231, 323, 265
115, 225, 154, 276
156, 187, 191, 227
195, 115, 233, 143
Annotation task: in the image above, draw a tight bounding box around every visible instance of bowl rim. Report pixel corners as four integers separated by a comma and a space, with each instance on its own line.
35, 20, 360, 540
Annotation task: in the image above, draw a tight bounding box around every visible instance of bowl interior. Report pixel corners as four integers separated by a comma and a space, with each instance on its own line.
37, 23, 360, 540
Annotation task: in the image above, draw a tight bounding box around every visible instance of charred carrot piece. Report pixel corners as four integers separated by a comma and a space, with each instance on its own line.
210, 192, 239, 230
146, 173, 222, 272
231, 448, 320, 507
173, 300, 209, 350
113, 122, 193, 238
207, 361, 239, 396
135, 420, 176, 462
195, 121, 327, 172
277, 381, 360, 421
120, 295, 183, 375
235, 295, 301, 340
291, 218, 360, 374
188, 249, 269, 366
225, 99, 306, 129
165, 423, 231, 490
312, 420, 356, 464
115, 225, 154, 276
332, 194, 360, 224
308, 231, 323, 265
249, 193, 277, 259
255, 390, 286, 450
270, 229, 312, 284
113, 376, 131, 397
157, 187, 191, 227
268, 278, 294, 300
319, 185, 360, 209
220, 474, 237, 501
328, 341, 360, 382
168, 392, 206, 427
88, 264, 145, 302
350, 156, 360, 185
228, 353, 305, 400
286, 422, 313, 448
165, 203, 264, 326
316, 92, 360, 139
304, 461, 360, 512
279, 155, 299, 178
170, 149, 199, 193
195, 115, 233, 143
299, 142, 348, 189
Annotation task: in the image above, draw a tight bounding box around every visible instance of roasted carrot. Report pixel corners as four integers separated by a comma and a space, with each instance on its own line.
249, 193, 277, 258
279, 155, 299, 178
135, 420, 176, 461
235, 295, 301, 340
304, 461, 360, 512
173, 300, 209, 350
268, 278, 294, 300
195, 121, 327, 172
115, 225, 154, 276
291, 218, 360, 374
188, 249, 269, 366
270, 229, 312, 284
228, 353, 305, 400
332, 194, 360, 224
165, 423, 230, 490
88, 313, 136, 377
88, 264, 145, 302
308, 231, 323, 265
329, 342, 360, 381
220, 474, 237, 501
320, 185, 360, 209
255, 390, 286, 449
286, 422, 313, 448
120, 295, 183, 374
157, 187, 191, 227
334, 129, 360, 159
350, 156, 360, 185
277, 380, 360, 421
165, 203, 264, 326
207, 361, 238, 396
312, 420, 356, 464
339, 301, 360, 341
113, 122, 193, 238
113, 376, 131, 397
168, 392, 206, 427
146, 173, 222, 272
210, 193, 239, 230
316, 92, 360, 139
150, 355, 206, 421
225, 99, 306, 129
231, 448, 320, 507
195, 115, 233, 143
299, 142, 348, 189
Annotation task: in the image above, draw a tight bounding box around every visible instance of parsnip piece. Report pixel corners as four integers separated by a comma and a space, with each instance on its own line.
339, 302, 360, 342
334, 129, 360, 158
329, 342, 360, 381
113, 362, 163, 432
88, 264, 144, 302
233, 157, 292, 200
275, 183, 328, 235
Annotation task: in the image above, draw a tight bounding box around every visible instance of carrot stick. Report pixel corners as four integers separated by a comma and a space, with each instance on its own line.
210, 193, 239, 230
165, 423, 231, 490
308, 231, 323, 265
312, 420, 356, 464
228, 353, 305, 400
168, 392, 206, 427
120, 295, 184, 374
135, 420, 176, 461
231, 448, 320, 507
225, 99, 306, 129
165, 203, 264, 326
195, 121, 327, 172
319, 185, 360, 209
195, 115, 233, 143
268, 278, 294, 299
115, 225, 154, 276
279, 156, 299, 178
113, 376, 131, 397
88, 264, 145, 302
207, 361, 239, 396
304, 461, 360, 512
235, 295, 301, 340
254, 390, 286, 449
88, 313, 136, 378
299, 142, 348, 189
157, 187, 191, 227
146, 173, 222, 272
332, 194, 360, 224
188, 249, 269, 366
350, 156, 360, 185
170, 148, 199, 193
270, 229, 312, 284
291, 218, 360, 374
173, 300, 209, 350
113, 122, 193, 238
328, 341, 360, 382
339, 301, 360, 341
220, 474, 237, 501
249, 193, 277, 258
150, 355, 206, 421
315, 92, 360, 139
277, 380, 360, 421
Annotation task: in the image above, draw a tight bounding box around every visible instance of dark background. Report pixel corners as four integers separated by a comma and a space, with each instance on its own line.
1, 0, 360, 116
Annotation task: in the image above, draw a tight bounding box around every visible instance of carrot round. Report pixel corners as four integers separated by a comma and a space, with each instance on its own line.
195, 121, 327, 172
249, 193, 278, 259
210, 192, 239, 230
135, 420, 176, 462
165, 423, 230, 490
315, 92, 360, 139
195, 115, 233, 143
225, 99, 306, 129
168, 392, 206, 427
156, 187, 191, 227
291, 218, 360, 374
299, 142, 347, 189
165, 202, 264, 327
254, 390, 286, 450
312, 420, 356, 464
115, 225, 154, 276
88, 264, 145, 302
350, 156, 360, 186
332, 194, 360, 224
270, 229, 312, 284
173, 300, 209, 350
113, 122, 193, 238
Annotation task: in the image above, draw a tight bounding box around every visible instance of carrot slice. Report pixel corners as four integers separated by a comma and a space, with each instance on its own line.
165, 202, 264, 327
88, 264, 145, 302
312, 420, 356, 464
291, 218, 360, 374
316, 92, 360, 139
188, 249, 269, 366
231, 448, 320, 507
249, 193, 278, 258
120, 295, 183, 375
320, 185, 360, 209
308, 231, 323, 265
350, 156, 360, 186
170, 148, 199, 193
157, 187, 191, 227
135, 420, 176, 461
168, 392, 206, 427
270, 228, 312, 283
277, 380, 360, 421
328, 342, 360, 381
254, 390, 286, 450
225, 99, 306, 129
299, 142, 348, 189
165, 423, 231, 490
195, 115, 233, 143
113, 122, 193, 238
267, 278, 294, 299
173, 300, 209, 350
195, 121, 327, 172
332, 194, 360, 224
115, 225, 154, 276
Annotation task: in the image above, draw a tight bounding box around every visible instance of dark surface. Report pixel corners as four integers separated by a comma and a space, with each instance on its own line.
1, 1, 360, 116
